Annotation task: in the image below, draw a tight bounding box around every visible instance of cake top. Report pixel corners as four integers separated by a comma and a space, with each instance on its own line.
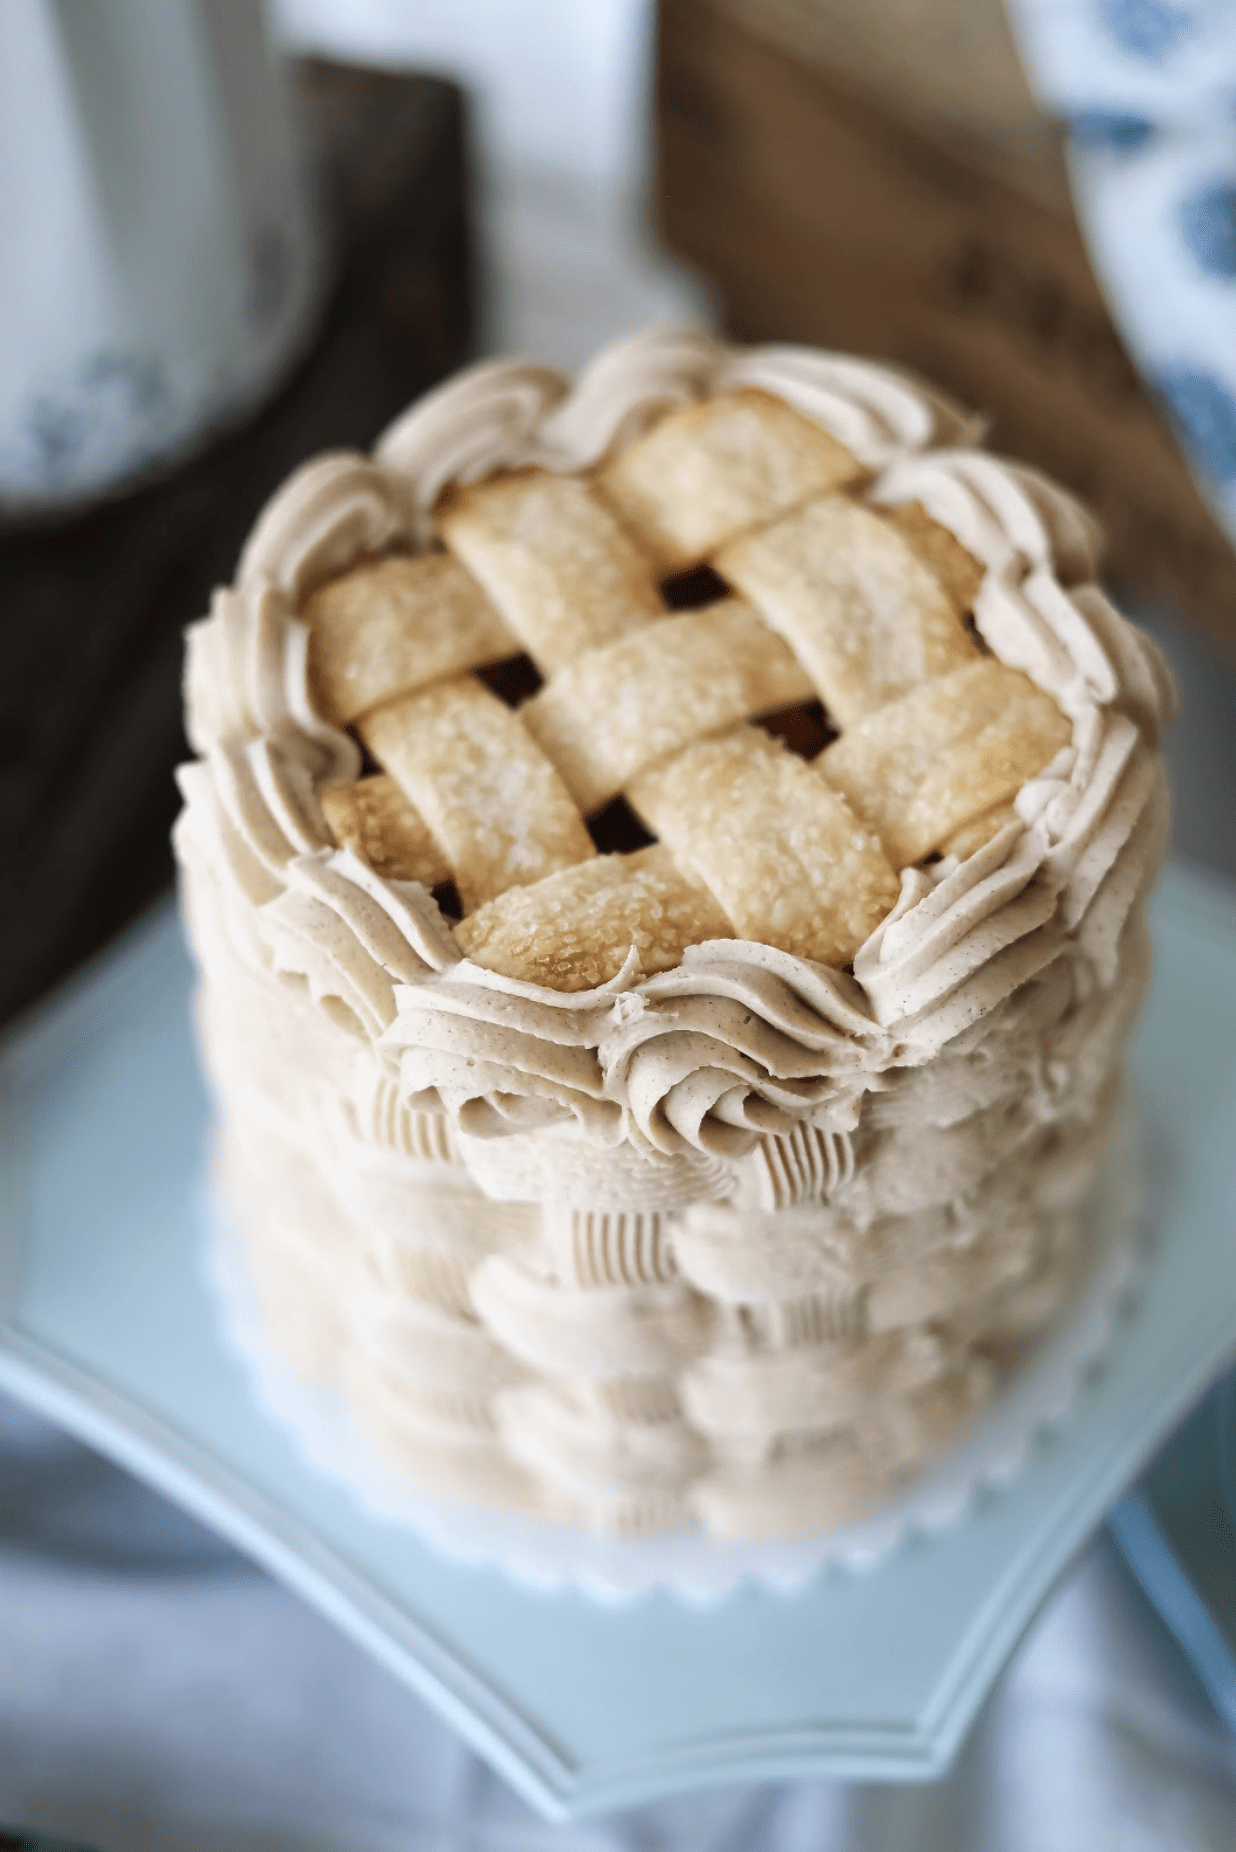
178, 328, 1173, 1158
302, 380, 1073, 993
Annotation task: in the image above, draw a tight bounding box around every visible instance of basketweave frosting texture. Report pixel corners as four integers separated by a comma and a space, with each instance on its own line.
175, 328, 1174, 1539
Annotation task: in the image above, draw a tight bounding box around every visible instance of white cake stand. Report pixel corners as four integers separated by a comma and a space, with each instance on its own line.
2, 863, 1235, 1819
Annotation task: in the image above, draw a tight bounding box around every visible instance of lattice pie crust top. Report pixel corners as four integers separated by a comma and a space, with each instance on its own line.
305, 384, 1070, 988
176, 331, 1174, 1539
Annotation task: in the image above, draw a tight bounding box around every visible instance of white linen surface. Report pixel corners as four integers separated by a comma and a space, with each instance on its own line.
4, 1383, 1236, 1852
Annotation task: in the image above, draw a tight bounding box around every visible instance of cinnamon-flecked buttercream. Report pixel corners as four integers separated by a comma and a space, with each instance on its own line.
176, 329, 1172, 1539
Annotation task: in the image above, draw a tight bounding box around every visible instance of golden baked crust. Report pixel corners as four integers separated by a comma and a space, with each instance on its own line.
304, 389, 1070, 988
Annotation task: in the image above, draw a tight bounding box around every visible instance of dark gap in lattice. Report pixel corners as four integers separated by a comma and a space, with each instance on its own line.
346, 724, 382, 776
431, 878, 464, 921
757, 699, 836, 761
964, 610, 991, 653
475, 652, 544, 705
587, 795, 657, 856
659, 563, 729, 610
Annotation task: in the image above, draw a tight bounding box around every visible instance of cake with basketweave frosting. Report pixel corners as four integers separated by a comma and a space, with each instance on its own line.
175, 328, 1173, 1540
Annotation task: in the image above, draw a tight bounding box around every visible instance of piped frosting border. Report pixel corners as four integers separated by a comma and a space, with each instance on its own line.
179, 327, 1175, 1172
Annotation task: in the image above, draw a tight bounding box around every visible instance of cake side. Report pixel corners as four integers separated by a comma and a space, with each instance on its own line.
174, 328, 1173, 1538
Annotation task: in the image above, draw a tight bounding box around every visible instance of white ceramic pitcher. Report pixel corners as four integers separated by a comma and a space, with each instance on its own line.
0, 0, 322, 521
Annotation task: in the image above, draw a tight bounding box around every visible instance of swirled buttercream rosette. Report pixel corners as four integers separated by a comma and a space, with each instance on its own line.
176, 326, 1173, 1544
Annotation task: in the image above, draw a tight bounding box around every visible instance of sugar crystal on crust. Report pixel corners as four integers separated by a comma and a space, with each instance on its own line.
819, 659, 1073, 867
320, 774, 450, 886
456, 845, 732, 991
628, 727, 900, 965
440, 471, 665, 673
522, 598, 814, 813
362, 677, 595, 911
718, 495, 979, 728
306, 552, 515, 725
596, 387, 865, 571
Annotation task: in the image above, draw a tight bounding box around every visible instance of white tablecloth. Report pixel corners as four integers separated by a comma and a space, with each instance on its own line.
5, 1383, 1236, 1852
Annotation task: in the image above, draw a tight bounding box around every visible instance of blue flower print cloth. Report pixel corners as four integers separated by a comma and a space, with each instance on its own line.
1006, 0, 1236, 541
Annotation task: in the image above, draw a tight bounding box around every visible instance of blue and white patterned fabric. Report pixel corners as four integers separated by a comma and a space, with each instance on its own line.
1007, 0, 1236, 546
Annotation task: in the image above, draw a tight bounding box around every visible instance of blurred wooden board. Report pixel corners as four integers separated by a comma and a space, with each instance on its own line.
0, 63, 473, 1029
708, 0, 1070, 209
657, 0, 1236, 667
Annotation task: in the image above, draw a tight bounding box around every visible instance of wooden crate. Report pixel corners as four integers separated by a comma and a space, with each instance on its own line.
656, 0, 1236, 663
